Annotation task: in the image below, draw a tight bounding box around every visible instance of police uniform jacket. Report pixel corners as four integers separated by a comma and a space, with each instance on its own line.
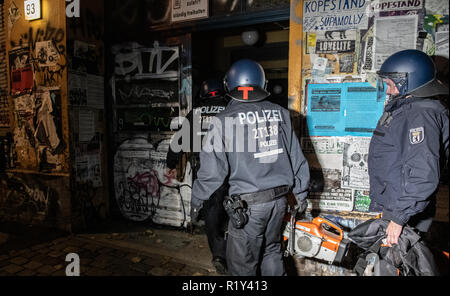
368, 96, 449, 226
166, 96, 228, 170
191, 99, 310, 207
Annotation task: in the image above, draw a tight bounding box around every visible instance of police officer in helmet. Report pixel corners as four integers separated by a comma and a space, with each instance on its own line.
369, 49, 449, 246
191, 59, 310, 276
166, 78, 229, 274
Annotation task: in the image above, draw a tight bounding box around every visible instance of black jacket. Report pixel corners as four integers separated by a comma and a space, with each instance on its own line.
368, 97, 448, 226
166, 96, 228, 170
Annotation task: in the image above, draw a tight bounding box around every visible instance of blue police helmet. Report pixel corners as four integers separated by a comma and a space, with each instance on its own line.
377, 49, 448, 97
199, 79, 225, 98
224, 59, 270, 102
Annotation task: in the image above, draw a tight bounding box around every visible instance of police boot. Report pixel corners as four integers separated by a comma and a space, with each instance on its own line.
212, 257, 228, 275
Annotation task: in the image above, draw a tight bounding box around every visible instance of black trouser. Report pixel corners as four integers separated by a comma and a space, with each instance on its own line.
202, 183, 229, 260
226, 196, 287, 276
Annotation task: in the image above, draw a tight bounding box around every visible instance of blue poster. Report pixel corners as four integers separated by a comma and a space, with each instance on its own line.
306, 82, 386, 137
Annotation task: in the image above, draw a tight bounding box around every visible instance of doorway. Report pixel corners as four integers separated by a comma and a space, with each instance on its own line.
191, 21, 290, 108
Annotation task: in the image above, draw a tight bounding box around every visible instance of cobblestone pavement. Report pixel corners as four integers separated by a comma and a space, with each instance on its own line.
0, 234, 218, 276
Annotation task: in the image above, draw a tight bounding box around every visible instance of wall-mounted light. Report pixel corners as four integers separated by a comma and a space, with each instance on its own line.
24, 0, 42, 21
241, 30, 259, 46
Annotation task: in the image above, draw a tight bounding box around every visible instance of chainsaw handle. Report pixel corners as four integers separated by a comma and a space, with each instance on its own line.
318, 218, 343, 241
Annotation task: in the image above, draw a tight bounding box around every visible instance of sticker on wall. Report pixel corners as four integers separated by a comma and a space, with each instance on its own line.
353, 189, 371, 212
312, 56, 328, 72
339, 53, 355, 73
7, 1, 21, 37
315, 30, 357, 54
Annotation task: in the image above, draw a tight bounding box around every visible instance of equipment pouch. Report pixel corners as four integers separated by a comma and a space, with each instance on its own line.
223, 195, 248, 229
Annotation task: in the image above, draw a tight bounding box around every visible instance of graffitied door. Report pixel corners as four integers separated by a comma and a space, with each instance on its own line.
110, 35, 193, 227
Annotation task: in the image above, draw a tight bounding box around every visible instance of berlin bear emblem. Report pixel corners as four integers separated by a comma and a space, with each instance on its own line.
409, 127, 424, 144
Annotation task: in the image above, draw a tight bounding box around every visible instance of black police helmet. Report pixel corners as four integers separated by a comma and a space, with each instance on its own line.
224, 59, 270, 102
199, 79, 225, 98
377, 49, 448, 97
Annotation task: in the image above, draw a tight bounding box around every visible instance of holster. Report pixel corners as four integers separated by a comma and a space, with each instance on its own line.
223, 195, 248, 229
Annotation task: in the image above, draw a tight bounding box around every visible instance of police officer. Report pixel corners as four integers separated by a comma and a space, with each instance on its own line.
369, 49, 449, 247
191, 59, 310, 276
166, 79, 229, 274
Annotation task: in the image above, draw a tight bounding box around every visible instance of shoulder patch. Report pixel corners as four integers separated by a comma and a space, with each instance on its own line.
409, 127, 424, 144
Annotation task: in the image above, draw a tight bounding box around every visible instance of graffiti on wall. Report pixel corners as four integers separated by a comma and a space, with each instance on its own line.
0, 173, 60, 224
110, 37, 192, 226
113, 136, 191, 227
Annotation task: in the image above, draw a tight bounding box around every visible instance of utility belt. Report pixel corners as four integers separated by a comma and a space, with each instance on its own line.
223, 185, 290, 229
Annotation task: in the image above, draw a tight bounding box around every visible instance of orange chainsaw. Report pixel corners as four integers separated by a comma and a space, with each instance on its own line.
283, 208, 350, 264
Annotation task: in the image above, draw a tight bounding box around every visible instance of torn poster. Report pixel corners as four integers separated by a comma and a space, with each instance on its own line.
303, 0, 370, 32
306, 82, 385, 136
308, 168, 354, 211
373, 15, 418, 70
301, 136, 344, 170
78, 110, 95, 142
341, 137, 371, 190
35, 41, 60, 67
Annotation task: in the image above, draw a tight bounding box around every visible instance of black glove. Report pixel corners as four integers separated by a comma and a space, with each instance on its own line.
295, 199, 308, 216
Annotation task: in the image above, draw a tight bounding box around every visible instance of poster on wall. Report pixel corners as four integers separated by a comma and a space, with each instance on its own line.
9, 47, 33, 97
303, 0, 370, 32
171, 0, 208, 23
76, 154, 102, 187
306, 82, 385, 136
308, 168, 354, 211
373, 15, 418, 70
435, 30, 449, 58
341, 137, 371, 190
68, 71, 88, 106
301, 137, 344, 170
35, 41, 61, 67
